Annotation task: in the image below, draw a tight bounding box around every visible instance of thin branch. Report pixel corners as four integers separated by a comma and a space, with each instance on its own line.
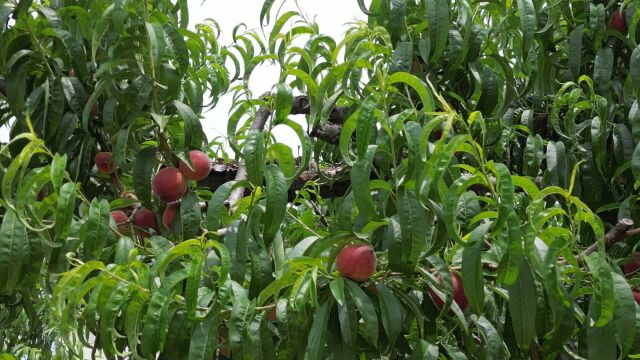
571, 218, 635, 265
109, 173, 125, 194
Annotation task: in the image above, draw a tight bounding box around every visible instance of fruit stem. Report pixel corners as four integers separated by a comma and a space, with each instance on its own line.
109, 173, 125, 195
158, 132, 179, 167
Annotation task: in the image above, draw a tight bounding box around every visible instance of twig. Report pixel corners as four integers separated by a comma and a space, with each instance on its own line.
570, 218, 635, 265
109, 173, 125, 194
308, 200, 329, 227
158, 132, 179, 167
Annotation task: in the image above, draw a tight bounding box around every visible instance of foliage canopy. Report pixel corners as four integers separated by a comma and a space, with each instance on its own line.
2, 0, 640, 359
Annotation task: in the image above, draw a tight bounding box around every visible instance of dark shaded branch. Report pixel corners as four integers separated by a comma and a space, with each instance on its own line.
572, 218, 636, 264
290, 95, 348, 144
309, 122, 342, 144
290, 96, 349, 124
224, 94, 350, 206
198, 161, 351, 202
554, 218, 638, 266
197, 162, 239, 191
251, 105, 273, 131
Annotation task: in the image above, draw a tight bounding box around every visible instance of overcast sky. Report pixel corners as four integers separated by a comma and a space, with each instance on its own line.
0, 1, 364, 147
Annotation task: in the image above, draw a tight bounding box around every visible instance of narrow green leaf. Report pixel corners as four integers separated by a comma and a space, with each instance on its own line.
262, 165, 286, 244
99, 283, 132, 358
206, 180, 245, 231
593, 47, 614, 94
587, 298, 616, 360
345, 280, 378, 345
568, 25, 584, 80
305, 300, 333, 360
174, 100, 203, 150
632, 46, 640, 98
351, 145, 378, 219
188, 309, 221, 360
507, 259, 537, 351
494, 164, 521, 285
133, 147, 158, 209
243, 129, 265, 186
517, 0, 536, 59
229, 288, 253, 359
180, 191, 201, 240
633, 142, 640, 189
54, 182, 77, 243
124, 290, 149, 359
426, 0, 449, 61
225, 220, 249, 283
471, 315, 503, 358
612, 272, 636, 357
273, 83, 293, 124
146, 21, 166, 70
115, 237, 135, 265
462, 222, 490, 314
140, 291, 170, 358
186, 252, 204, 319
356, 95, 378, 156
84, 198, 110, 259
583, 253, 615, 326
399, 188, 430, 275
410, 339, 439, 360
377, 283, 403, 348
0, 209, 28, 292
50, 154, 67, 192
387, 72, 434, 112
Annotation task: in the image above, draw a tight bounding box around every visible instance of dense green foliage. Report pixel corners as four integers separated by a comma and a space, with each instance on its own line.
3, 0, 640, 358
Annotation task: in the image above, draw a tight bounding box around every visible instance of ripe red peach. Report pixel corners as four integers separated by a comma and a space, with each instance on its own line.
133, 208, 159, 238
111, 210, 129, 233
217, 325, 230, 358
611, 10, 627, 34
179, 150, 212, 181
428, 272, 469, 312
95, 152, 117, 174
152, 167, 187, 203
84, 94, 99, 117
336, 244, 377, 282
163, 202, 180, 230
268, 306, 277, 322
623, 252, 640, 276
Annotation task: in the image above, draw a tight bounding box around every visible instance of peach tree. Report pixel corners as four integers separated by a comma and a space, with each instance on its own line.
2, 0, 640, 359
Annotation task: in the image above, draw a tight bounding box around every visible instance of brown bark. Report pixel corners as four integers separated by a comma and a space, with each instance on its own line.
572, 218, 636, 265
198, 161, 351, 202
290, 95, 348, 144
550, 219, 640, 266
290, 95, 349, 124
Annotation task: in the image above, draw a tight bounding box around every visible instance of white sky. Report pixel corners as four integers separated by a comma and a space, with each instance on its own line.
0, 1, 364, 148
